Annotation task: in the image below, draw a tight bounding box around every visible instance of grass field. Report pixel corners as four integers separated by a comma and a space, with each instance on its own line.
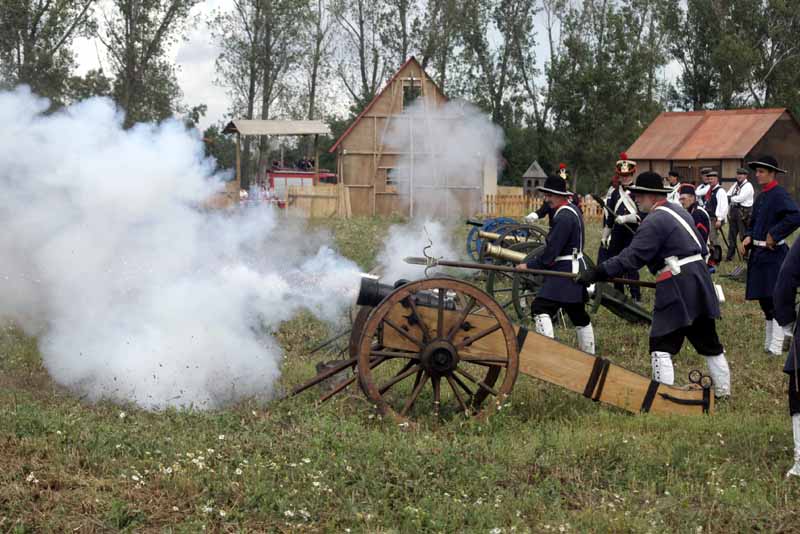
2, 217, 799, 533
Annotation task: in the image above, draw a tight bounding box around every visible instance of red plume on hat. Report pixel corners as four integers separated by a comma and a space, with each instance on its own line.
557, 162, 569, 180
559, 163, 566, 169
616, 152, 636, 176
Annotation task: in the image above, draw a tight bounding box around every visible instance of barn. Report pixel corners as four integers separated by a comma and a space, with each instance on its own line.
329, 57, 498, 217
626, 108, 800, 196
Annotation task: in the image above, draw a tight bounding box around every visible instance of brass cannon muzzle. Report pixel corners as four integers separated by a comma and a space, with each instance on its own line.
356, 277, 457, 309
477, 230, 528, 244
481, 242, 528, 263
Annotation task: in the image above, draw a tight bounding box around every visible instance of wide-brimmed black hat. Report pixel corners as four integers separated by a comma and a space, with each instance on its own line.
628, 171, 670, 195
537, 174, 573, 196
748, 155, 786, 174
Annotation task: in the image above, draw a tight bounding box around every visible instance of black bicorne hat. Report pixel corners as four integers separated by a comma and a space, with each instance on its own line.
537, 175, 572, 196
748, 155, 786, 174
628, 171, 670, 195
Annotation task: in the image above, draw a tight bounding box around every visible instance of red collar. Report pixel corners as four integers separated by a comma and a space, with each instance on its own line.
762, 180, 779, 192
653, 199, 669, 208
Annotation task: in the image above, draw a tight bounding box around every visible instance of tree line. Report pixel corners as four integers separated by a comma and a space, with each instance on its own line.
2, 0, 799, 192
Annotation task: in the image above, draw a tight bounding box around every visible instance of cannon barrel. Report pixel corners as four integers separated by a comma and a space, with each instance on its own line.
465, 218, 484, 227
482, 242, 528, 263
356, 277, 456, 309
477, 230, 528, 244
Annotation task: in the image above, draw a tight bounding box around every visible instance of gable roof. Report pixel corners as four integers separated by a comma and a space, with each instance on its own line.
627, 108, 798, 160
522, 160, 547, 179
329, 56, 446, 153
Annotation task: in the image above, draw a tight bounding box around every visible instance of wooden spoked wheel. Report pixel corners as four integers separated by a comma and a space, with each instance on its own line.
356, 278, 519, 423
493, 224, 547, 246
484, 242, 545, 320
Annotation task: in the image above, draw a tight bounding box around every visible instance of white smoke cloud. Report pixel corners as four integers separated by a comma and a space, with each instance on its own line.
0, 87, 362, 410
383, 99, 505, 219
376, 219, 461, 284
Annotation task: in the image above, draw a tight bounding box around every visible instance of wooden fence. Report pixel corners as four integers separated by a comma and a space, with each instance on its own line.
481, 194, 603, 222
286, 184, 345, 218
275, 184, 604, 221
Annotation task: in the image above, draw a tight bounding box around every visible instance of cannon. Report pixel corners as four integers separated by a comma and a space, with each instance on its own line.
290, 276, 714, 422
465, 217, 519, 261
481, 242, 653, 325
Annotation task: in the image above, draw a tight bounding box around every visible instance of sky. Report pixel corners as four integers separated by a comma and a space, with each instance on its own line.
73, 0, 229, 131
71, 1, 681, 133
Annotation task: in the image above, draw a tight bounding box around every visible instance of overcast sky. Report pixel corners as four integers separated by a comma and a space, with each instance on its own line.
71, 1, 681, 132
73, 0, 229, 131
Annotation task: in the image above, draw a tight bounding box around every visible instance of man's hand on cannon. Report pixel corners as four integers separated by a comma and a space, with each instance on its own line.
576, 265, 609, 286
515, 263, 529, 271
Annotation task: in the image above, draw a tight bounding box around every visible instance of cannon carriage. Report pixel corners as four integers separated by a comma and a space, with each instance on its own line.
291, 276, 714, 423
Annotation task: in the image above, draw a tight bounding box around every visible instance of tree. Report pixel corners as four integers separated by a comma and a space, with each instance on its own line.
416, 0, 461, 90
202, 124, 237, 172
210, 0, 265, 190
63, 68, 113, 104
98, 0, 198, 127
331, 0, 388, 111
0, 0, 96, 104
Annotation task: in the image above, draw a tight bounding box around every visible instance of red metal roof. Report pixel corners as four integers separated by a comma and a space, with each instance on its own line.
328, 56, 447, 153
627, 108, 794, 160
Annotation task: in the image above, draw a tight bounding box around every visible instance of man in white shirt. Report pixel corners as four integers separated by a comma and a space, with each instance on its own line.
705, 171, 729, 266
665, 170, 681, 203
726, 167, 755, 261
695, 168, 712, 206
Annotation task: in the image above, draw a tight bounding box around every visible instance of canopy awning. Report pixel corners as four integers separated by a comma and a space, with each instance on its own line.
222, 119, 331, 136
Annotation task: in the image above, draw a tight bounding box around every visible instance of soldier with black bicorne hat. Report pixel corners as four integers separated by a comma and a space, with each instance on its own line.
603, 153, 643, 302
517, 175, 595, 354
578, 172, 731, 399
741, 155, 800, 356
525, 163, 581, 225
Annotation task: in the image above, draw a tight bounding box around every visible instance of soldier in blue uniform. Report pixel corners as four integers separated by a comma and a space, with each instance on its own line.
605, 153, 643, 302
517, 175, 595, 354
525, 164, 581, 224
773, 237, 800, 477
678, 183, 711, 243
741, 155, 800, 356
578, 172, 730, 398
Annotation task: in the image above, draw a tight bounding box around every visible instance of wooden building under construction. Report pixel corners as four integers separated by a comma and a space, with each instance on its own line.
627, 108, 800, 196
329, 57, 498, 217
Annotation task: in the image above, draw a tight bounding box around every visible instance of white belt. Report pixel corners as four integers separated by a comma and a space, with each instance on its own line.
657, 254, 704, 277
555, 250, 584, 274
753, 239, 786, 247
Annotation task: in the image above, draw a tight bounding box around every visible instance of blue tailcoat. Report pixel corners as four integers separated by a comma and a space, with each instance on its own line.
606, 186, 641, 255
745, 182, 800, 300
773, 239, 800, 375
689, 203, 710, 243
526, 203, 587, 304
601, 203, 720, 337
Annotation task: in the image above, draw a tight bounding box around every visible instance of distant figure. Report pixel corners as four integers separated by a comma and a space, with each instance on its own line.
665, 170, 681, 203
726, 168, 754, 261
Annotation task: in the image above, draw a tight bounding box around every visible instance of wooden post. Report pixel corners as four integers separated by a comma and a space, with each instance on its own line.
314, 134, 319, 184
236, 133, 242, 192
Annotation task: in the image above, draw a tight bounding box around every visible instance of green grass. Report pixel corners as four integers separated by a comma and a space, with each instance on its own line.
1, 216, 799, 532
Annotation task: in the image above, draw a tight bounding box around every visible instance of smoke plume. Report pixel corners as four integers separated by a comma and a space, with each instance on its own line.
0, 87, 362, 410
383, 99, 504, 219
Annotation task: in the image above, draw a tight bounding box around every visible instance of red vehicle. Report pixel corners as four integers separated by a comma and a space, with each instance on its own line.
265, 167, 337, 207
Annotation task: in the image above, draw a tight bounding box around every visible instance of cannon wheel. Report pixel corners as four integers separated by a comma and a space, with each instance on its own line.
484, 242, 545, 320
357, 278, 519, 423
466, 217, 517, 261
493, 224, 547, 247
